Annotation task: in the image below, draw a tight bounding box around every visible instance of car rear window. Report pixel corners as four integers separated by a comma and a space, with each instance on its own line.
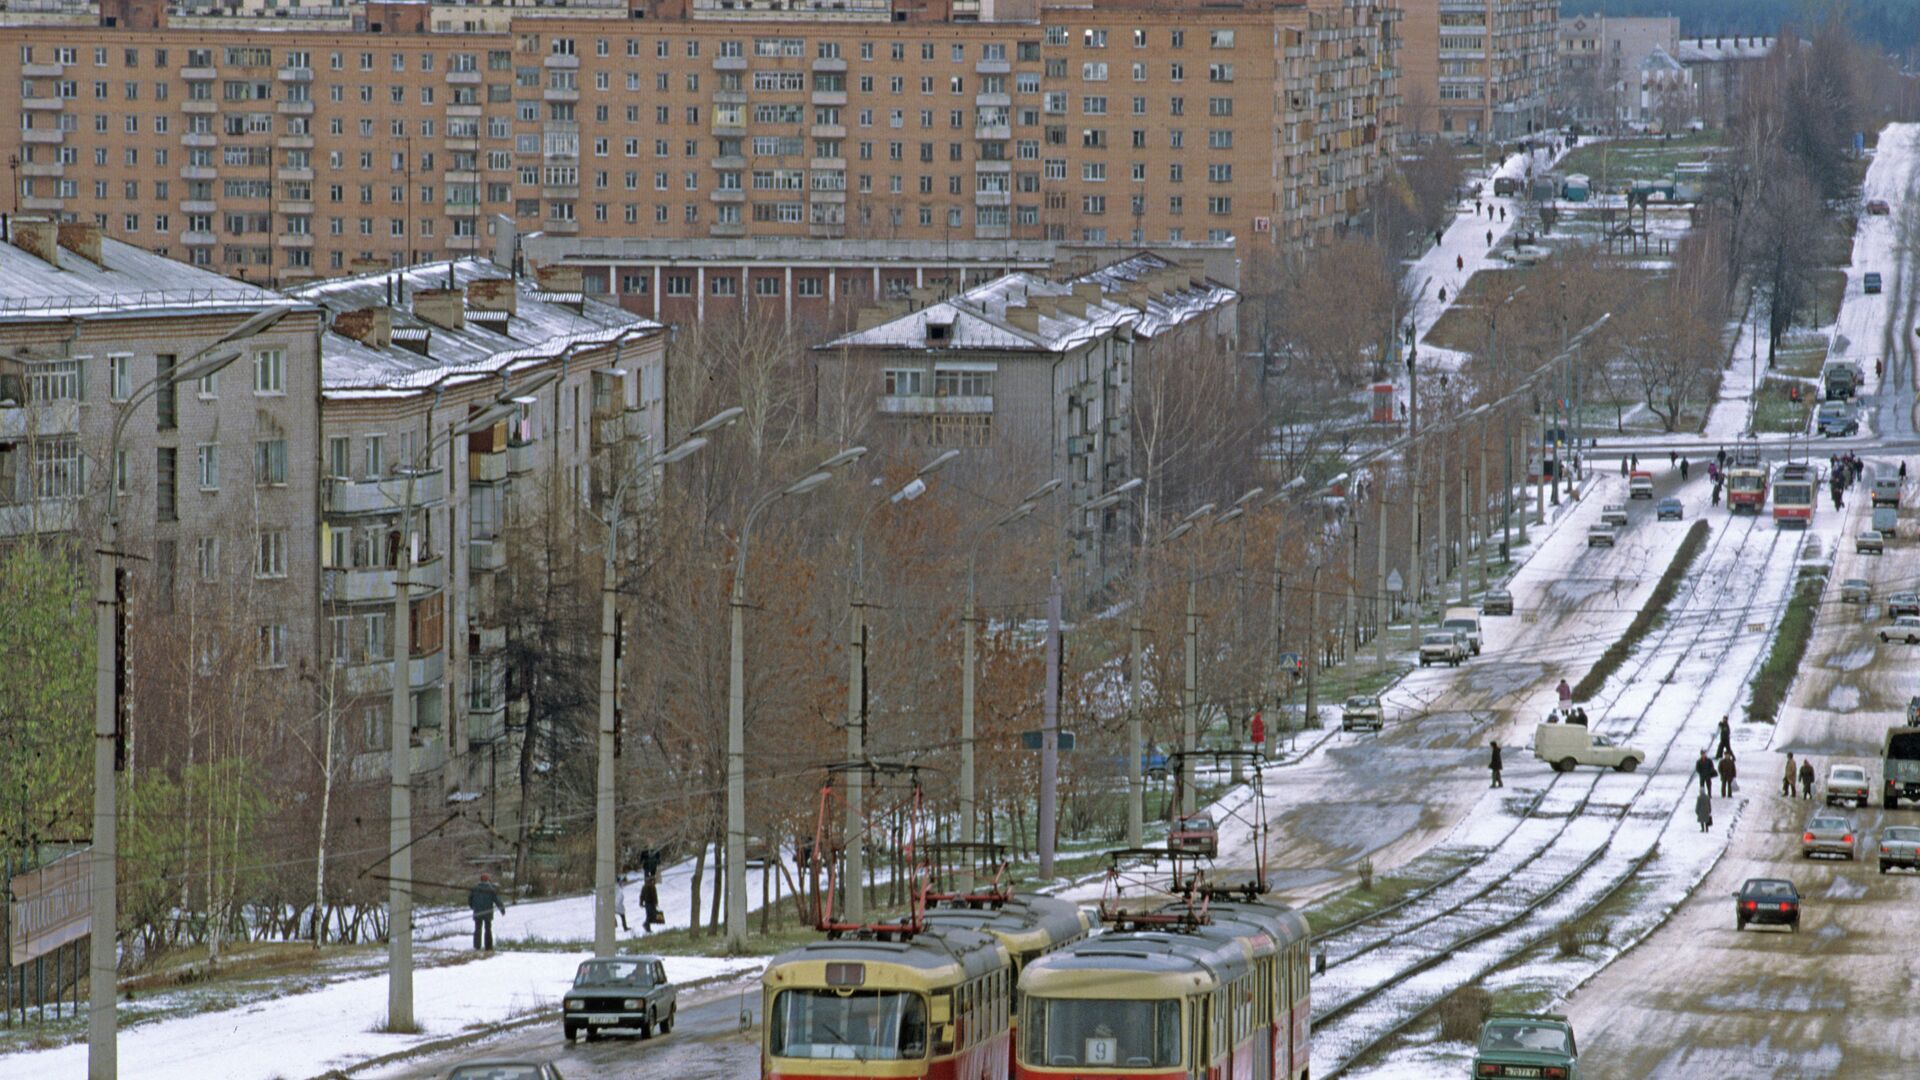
1811, 817, 1847, 830
1747, 880, 1793, 897
1832, 768, 1865, 780
1480, 1022, 1570, 1055
1885, 828, 1920, 842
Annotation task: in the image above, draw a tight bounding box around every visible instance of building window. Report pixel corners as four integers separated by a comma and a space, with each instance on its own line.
196, 536, 220, 581
255, 437, 288, 487
666, 275, 692, 297
108, 354, 132, 401
711, 275, 737, 296
884, 368, 926, 396
798, 276, 823, 297
754, 276, 782, 297
256, 529, 288, 578
198, 443, 219, 491
33, 437, 81, 500
156, 447, 177, 523
258, 624, 288, 669
253, 348, 285, 394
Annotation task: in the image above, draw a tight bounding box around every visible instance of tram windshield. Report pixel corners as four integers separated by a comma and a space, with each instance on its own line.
769, 989, 927, 1061
1775, 483, 1812, 504
1023, 997, 1182, 1068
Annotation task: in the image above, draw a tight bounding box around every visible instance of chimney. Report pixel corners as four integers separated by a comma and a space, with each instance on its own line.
412, 287, 467, 331
467, 277, 518, 316
332, 307, 393, 349
1071, 281, 1104, 306
9, 217, 60, 267
533, 263, 584, 293
57, 222, 104, 267
854, 306, 889, 331
1005, 305, 1041, 332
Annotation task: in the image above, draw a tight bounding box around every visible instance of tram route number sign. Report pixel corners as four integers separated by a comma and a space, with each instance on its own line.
8, 850, 91, 965
1019, 730, 1076, 751
1085, 1037, 1119, 1064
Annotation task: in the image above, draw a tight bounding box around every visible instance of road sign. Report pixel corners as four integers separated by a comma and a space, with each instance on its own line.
1385, 569, 1404, 595
8, 851, 90, 965
1020, 730, 1076, 751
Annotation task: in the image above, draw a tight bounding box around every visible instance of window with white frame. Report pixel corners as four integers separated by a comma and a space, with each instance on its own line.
258, 623, 288, 668
253, 348, 285, 394
884, 368, 926, 396
33, 437, 81, 499
255, 528, 287, 578
198, 443, 219, 490
196, 536, 220, 581
109, 354, 132, 400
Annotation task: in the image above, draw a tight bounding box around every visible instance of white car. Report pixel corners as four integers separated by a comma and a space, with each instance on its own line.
1881, 616, 1920, 644
1587, 524, 1617, 548
1600, 503, 1628, 527
1827, 765, 1871, 808
1420, 631, 1466, 667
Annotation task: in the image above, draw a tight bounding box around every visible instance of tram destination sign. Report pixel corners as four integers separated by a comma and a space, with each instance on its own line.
8, 851, 91, 964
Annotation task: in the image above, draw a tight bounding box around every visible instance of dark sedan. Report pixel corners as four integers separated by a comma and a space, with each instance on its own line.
1733, 877, 1801, 932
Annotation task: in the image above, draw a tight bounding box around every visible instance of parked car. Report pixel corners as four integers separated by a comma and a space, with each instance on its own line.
1472, 1014, 1580, 1080
1628, 471, 1655, 499
1341, 694, 1384, 732
1801, 813, 1858, 860
1168, 813, 1219, 858
1878, 615, 1920, 644
1600, 503, 1629, 527
1656, 497, 1684, 521
1866, 271, 1883, 294
1482, 588, 1515, 616
1840, 578, 1873, 604
1587, 523, 1617, 548
1858, 530, 1886, 554
1868, 198, 1891, 215
1826, 764, 1871, 808
562, 956, 677, 1042
1889, 592, 1920, 618
1534, 722, 1644, 773
1878, 826, 1920, 874
1732, 878, 1801, 932
448, 1063, 567, 1080
1419, 630, 1466, 667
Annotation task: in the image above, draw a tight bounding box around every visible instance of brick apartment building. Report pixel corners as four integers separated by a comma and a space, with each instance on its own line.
1, 0, 1398, 286
1400, 0, 1557, 141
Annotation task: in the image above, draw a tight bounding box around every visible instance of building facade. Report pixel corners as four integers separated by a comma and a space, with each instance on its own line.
1, 0, 1398, 286
1557, 13, 1681, 128
1401, 0, 1557, 141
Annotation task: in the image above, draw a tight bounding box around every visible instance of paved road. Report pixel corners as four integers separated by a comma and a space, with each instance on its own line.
368, 977, 765, 1080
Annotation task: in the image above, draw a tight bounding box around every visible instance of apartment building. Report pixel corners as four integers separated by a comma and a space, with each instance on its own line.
1401, 0, 1557, 141
0, 0, 1398, 286
288, 258, 666, 798
1558, 13, 1681, 128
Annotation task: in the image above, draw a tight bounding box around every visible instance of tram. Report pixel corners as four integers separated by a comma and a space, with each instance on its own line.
1772, 462, 1817, 526
1725, 436, 1768, 512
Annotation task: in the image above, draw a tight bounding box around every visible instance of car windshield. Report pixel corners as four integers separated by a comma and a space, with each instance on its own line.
449, 1066, 547, 1080
1479, 1022, 1571, 1055
1886, 828, 1920, 842
1424, 633, 1455, 645
1023, 997, 1182, 1068
1846, 579, 1868, 588
574, 960, 653, 988
1489, 591, 1510, 600
1832, 768, 1866, 781
1178, 816, 1213, 831
769, 989, 927, 1061
1810, 818, 1846, 831
1745, 880, 1795, 898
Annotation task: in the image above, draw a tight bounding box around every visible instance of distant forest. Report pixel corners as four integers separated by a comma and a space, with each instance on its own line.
1581, 0, 1920, 58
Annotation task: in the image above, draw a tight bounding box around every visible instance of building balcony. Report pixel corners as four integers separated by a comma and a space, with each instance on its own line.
447, 234, 484, 252
326, 468, 445, 515
445, 201, 481, 217
180, 165, 217, 180
974, 190, 1010, 207
542, 87, 579, 104
810, 189, 845, 204
974, 160, 1011, 173
180, 100, 217, 115
975, 59, 1011, 75
341, 649, 445, 697
974, 123, 1011, 140
444, 70, 483, 85
0, 399, 80, 441
878, 394, 993, 415
811, 57, 847, 73
507, 440, 537, 475
443, 137, 480, 152
182, 133, 217, 148
280, 198, 315, 213
974, 92, 1010, 108
19, 162, 63, 179
810, 90, 847, 106
473, 624, 507, 654
322, 554, 446, 604
542, 217, 580, 234
709, 221, 746, 238
470, 536, 507, 572
713, 56, 747, 72
277, 66, 314, 82
713, 89, 747, 106
179, 66, 216, 81
976, 223, 1010, 240
711, 154, 746, 170
276, 233, 315, 249
180, 199, 217, 213
445, 103, 483, 119
22, 97, 64, 111
710, 189, 745, 204
0, 498, 78, 539
468, 702, 507, 746
182, 229, 217, 247
21, 129, 64, 145
542, 53, 580, 70
276, 99, 315, 116
471, 448, 508, 483
277, 135, 314, 150
277, 166, 315, 182
810, 124, 846, 139
21, 62, 64, 78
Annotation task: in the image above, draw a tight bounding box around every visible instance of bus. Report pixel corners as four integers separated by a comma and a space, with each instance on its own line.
1772, 462, 1817, 526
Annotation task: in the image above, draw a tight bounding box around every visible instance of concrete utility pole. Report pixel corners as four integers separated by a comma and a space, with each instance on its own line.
1304, 561, 1320, 732
1267, 507, 1286, 757
845, 451, 957, 921
1215, 490, 1259, 783
1438, 441, 1450, 600
1536, 406, 1548, 525
1478, 434, 1491, 591
1459, 463, 1470, 605
1374, 478, 1389, 669
1346, 513, 1359, 663
1161, 500, 1213, 816
727, 447, 866, 951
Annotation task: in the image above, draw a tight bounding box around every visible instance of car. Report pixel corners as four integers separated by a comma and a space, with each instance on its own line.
1442, 607, 1483, 655
1909, 696, 1920, 725
447, 1062, 568, 1080
1472, 1013, 1580, 1080
1857, 530, 1886, 554
1732, 877, 1801, 932
1841, 578, 1873, 604
1600, 503, 1628, 526
1826, 764, 1871, 808
1879, 825, 1920, 873
1482, 588, 1514, 616
1801, 813, 1858, 860
1168, 813, 1219, 857
1587, 523, 1617, 548
1872, 476, 1902, 506
1341, 694, 1384, 732
562, 955, 677, 1042
1419, 630, 1466, 667
1655, 497, 1683, 521
1628, 471, 1655, 499
1866, 271, 1883, 294
1890, 592, 1920, 618
1879, 615, 1920, 644
1868, 198, 1891, 215
1534, 721, 1645, 773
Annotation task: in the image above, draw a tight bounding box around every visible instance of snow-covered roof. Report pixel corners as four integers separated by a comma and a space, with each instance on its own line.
0, 230, 288, 321
284, 258, 660, 399
1068, 252, 1237, 340
819, 270, 1142, 354
1675, 37, 1774, 64
1641, 46, 1684, 73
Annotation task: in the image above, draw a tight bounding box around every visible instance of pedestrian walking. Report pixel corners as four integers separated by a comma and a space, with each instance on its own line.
1694, 751, 1716, 796
1570, 707, 1589, 726
1799, 758, 1816, 799
1500, 205, 1507, 222
1717, 447, 1727, 469
1782, 753, 1797, 797
1718, 753, 1737, 797
1680, 457, 1690, 481
1712, 483, 1721, 507
468, 872, 507, 951
1631, 453, 1639, 471
1456, 254, 1465, 272
1621, 457, 1630, 477
1439, 286, 1448, 302
1489, 740, 1504, 788
1475, 197, 1483, 215
1557, 678, 1572, 710
1695, 790, 1713, 832
1437, 228, 1445, 247
640, 873, 663, 931
1486, 229, 1494, 246
1716, 715, 1732, 757
1902, 461, 1909, 482
1669, 449, 1678, 467
615, 876, 631, 933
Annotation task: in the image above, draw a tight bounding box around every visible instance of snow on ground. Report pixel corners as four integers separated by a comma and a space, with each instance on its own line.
0, 952, 757, 1080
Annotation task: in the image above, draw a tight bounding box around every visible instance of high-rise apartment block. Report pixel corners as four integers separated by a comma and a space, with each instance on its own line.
1400, 0, 1557, 141
2, 0, 1398, 285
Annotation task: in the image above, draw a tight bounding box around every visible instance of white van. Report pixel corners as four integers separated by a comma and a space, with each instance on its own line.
1534, 722, 1645, 773
1442, 607, 1483, 656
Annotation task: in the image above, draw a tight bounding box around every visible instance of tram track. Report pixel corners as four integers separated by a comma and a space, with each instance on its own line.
1311, 508, 1795, 1077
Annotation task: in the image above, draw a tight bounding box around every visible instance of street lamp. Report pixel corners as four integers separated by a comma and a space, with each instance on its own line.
960, 478, 1061, 888
591, 406, 741, 958
842, 449, 959, 923
726, 447, 867, 951
91, 305, 291, 1080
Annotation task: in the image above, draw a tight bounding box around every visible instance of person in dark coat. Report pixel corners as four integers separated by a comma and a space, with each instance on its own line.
1695, 790, 1713, 832
640, 874, 663, 932
1716, 716, 1733, 758
1799, 758, 1816, 799
1694, 751, 1716, 796
1718, 753, 1737, 797
1782, 753, 1797, 797
1621, 457, 1630, 478
1456, 254, 1465, 272
1489, 740, 1504, 788
1570, 707, 1588, 726
1679, 457, 1690, 481
468, 873, 507, 951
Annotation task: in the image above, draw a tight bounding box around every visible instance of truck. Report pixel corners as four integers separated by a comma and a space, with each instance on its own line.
1885, 727, 1920, 808
1535, 722, 1645, 773
563, 955, 677, 1041
1874, 505, 1898, 535
1823, 361, 1862, 401
1873, 476, 1902, 507
1442, 607, 1484, 656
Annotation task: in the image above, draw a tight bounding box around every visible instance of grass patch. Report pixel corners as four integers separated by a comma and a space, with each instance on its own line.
1303, 848, 1478, 936
1436, 986, 1493, 1042
1420, 269, 1531, 354
1813, 268, 1849, 327
1771, 333, 1831, 380
1558, 131, 1726, 188
1749, 566, 1828, 724
1571, 519, 1710, 702
1752, 377, 1816, 435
